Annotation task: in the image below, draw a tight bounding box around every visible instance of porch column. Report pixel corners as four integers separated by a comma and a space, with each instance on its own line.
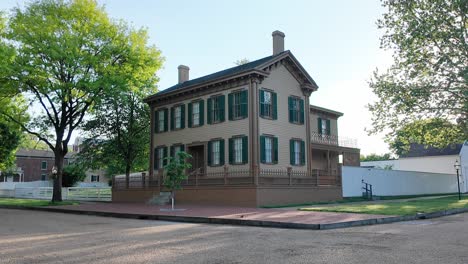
249, 77, 260, 185
301, 84, 315, 177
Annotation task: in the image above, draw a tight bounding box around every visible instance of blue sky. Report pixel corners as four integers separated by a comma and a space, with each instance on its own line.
0, 0, 393, 155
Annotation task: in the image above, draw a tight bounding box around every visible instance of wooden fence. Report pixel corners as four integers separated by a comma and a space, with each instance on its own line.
113, 167, 341, 190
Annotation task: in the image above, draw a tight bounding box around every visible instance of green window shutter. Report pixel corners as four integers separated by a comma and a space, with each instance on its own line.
300, 140, 306, 165
289, 139, 294, 165
207, 98, 212, 124
154, 111, 159, 133
259, 90, 265, 117
163, 147, 168, 166
260, 135, 266, 163
170, 107, 175, 130
219, 95, 225, 122
288, 97, 293, 122
199, 100, 204, 126
219, 139, 225, 165
273, 137, 278, 164
207, 141, 212, 166
326, 119, 331, 135
153, 148, 158, 169
272, 92, 278, 120
188, 102, 193, 128
170, 145, 175, 158
228, 138, 234, 164
180, 104, 185, 129
318, 118, 322, 134
241, 90, 248, 118
164, 109, 168, 132
242, 136, 248, 164
228, 93, 233, 121
299, 99, 304, 124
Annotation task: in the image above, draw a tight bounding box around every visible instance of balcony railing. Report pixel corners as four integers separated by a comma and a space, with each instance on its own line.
310, 131, 358, 148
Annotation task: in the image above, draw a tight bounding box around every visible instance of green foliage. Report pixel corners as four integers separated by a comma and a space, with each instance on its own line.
62, 164, 86, 187
390, 118, 465, 155
368, 0, 468, 143
0, 123, 20, 170
77, 92, 153, 177
360, 153, 393, 162
163, 152, 192, 193
234, 58, 250, 65
0, 0, 162, 201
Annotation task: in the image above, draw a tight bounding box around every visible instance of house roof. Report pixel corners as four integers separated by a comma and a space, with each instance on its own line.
400, 143, 463, 158
309, 105, 343, 117
145, 50, 319, 103
16, 149, 74, 159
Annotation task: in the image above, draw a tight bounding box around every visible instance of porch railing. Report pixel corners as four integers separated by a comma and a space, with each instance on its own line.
310, 131, 358, 148
113, 167, 341, 190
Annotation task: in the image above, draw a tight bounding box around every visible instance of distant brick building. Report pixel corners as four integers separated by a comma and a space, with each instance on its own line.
13, 149, 73, 182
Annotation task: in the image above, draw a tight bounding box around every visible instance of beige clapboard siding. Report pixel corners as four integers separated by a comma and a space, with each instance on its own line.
258, 64, 308, 170
153, 85, 250, 173
311, 149, 339, 170
309, 112, 338, 136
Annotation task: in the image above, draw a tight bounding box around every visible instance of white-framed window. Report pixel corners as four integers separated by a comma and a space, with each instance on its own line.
91, 175, 100, 182
213, 96, 222, 123
158, 147, 165, 169
321, 119, 328, 135
232, 92, 242, 119
158, 110, 165, 132
174, 106, 182, 129
41, 174, 47, 181
292, 98, 300, 123
41, 161, 47, 170
294, 140, 301, 165
262, 91, 272, 117
265, 137, 273, 163
192, 101, 200, 126
211, 140, 221, 166
234, 138, 243, 164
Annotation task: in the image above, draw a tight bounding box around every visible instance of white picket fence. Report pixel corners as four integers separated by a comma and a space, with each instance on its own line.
3, 187, 111, 201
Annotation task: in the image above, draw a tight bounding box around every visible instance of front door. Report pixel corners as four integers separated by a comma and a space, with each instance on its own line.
187, 145, 205, 173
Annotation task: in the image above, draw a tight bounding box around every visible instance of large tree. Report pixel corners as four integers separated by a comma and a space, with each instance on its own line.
368, 0, 468, 145
389, 118, 465, 155
77, 91, 153, 178
0, 0, 162, 201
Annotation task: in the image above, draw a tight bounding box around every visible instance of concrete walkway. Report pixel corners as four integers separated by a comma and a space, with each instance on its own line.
48, 202, 389, 226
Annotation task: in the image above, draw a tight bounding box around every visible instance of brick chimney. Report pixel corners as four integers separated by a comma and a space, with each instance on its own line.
272, 30, 285, 55
178, 65, 190, 84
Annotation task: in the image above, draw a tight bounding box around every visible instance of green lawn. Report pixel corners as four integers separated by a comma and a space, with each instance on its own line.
0, 198, 78, 207
299, 196, 468, 216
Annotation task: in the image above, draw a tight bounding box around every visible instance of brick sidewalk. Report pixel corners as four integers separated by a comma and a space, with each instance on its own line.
49, 202, 389, 225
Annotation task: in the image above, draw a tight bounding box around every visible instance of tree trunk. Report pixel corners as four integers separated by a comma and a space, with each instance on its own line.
125, 164, 131, 188
51, 151, 64, 202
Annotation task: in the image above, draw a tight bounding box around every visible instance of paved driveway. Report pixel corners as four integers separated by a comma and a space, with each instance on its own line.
1, 208, 467, 264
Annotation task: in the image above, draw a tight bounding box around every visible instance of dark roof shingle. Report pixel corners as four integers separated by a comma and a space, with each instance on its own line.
156, 51, 288, 96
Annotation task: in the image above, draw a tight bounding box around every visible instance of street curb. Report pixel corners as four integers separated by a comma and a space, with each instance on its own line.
2, 205, 468, 230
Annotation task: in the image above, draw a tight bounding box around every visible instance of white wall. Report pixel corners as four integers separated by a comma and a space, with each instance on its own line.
398, 155, 459, 174
460, 142, 468, 193
342, 166, 460, 197
361, 155, 459, 175
0, 180, 52, 190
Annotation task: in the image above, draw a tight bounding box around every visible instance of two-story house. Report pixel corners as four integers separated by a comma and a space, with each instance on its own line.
113, 31, 360, 206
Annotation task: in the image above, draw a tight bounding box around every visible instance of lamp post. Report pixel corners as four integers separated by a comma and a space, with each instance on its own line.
454, 160, 461, 200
